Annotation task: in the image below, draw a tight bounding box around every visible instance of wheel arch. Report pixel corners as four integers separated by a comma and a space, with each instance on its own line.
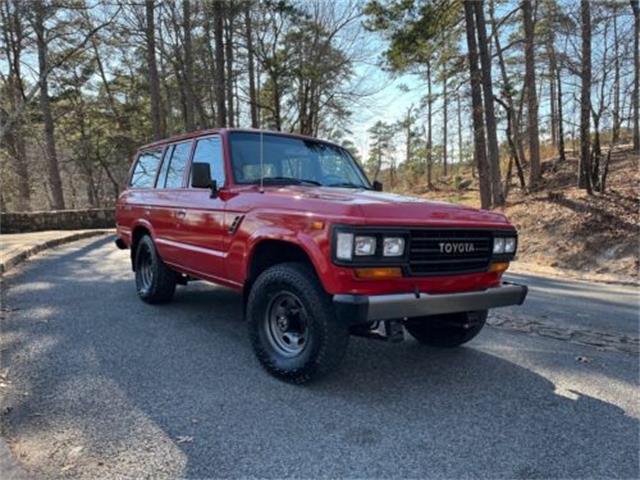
244, 237, 325, 302
130, 221, 154, 271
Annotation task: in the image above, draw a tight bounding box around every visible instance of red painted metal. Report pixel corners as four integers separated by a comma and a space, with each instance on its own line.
116, 129, 516, 296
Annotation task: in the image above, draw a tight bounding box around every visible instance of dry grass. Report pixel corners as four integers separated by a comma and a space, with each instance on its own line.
408, 147, 639, 281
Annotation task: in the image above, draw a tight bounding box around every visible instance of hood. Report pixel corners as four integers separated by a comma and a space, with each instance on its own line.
255, 186, 511, 228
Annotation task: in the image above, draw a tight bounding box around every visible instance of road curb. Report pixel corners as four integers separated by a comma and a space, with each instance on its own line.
0, 230, 111, 274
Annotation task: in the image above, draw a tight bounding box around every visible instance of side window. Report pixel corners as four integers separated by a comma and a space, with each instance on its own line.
130, 149, 163, 188
191, 136, 225, 187
159, 141, 193, 189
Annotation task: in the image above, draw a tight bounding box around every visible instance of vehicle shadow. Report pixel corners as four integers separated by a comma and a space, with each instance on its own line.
1, 239, 638, 478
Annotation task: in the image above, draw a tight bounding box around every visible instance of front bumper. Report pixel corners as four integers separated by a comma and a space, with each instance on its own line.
333, 282, 528, 325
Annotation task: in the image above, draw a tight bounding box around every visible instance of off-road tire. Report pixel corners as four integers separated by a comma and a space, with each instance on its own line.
404, 310, 488, 347
134, 235, 177, 304
246, 262, 349, 384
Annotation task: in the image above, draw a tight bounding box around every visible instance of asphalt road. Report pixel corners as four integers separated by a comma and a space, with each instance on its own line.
1, 236, 638, 479
503, 272, 639, 338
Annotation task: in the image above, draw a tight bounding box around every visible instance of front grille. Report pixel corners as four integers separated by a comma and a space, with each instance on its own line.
408, 229, 492, 276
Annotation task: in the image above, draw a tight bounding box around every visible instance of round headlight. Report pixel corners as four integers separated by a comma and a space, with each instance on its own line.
504, 237, 517, 253
354, 236, 376, 256
493, 237, 505, 254
383, 237, 405, 257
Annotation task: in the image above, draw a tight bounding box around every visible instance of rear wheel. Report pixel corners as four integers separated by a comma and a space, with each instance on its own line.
404, 310, 487, 347
246, 262, 349, 384
134, 235, 176, 304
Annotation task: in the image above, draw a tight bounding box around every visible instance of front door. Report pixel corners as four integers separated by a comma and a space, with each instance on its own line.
174, 135, 228, 282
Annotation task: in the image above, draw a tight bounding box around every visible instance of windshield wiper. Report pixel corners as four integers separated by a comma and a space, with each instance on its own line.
327, 182, 370, 190
256, 176, 322, 186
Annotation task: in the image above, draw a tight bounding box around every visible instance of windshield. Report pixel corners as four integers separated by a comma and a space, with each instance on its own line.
228, 132, 371, 189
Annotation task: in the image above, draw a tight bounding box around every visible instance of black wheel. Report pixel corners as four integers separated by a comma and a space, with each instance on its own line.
246, 262, 349, 384
134, 235, 177, 304
404, 310, 487, 348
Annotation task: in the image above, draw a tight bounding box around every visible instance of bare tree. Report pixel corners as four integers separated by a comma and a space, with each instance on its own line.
32, 0, 64, 209
464, 1, 491, 209
1, 0, 30, 210
523, 0, 541, 189
474, 0, 503, 205
245, 1, 258, 128
631, 0, 639, 152
579, 0, 593, 193
145, 0, 164, 139
213, 0, 227, 127
183, 0, 195, 130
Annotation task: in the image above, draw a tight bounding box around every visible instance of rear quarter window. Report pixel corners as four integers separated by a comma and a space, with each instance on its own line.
130, 149, 163, 188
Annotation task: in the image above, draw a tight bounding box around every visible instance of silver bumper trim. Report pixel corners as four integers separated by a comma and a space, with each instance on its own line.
333, 282, 528, 324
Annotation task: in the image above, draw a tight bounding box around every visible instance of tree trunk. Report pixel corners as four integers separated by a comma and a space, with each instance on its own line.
34, 0, 64, 209
225, 8, 235, 127
213, 0, 227, 127
182, 0, 195, 130
145, 0, 163, 139
474, 0, 503, 205
464, 1, 491, 209
579, 0, 593, 193
546, 25, 565, 162
442, 75, 448, 177
523, 0, 541, 189
457, 92, 463, 165
612, 10, 621, 143
631, 0, 639, 152
426, 61, 433, 187
245, 2, 258, 128
556, 65, 566, 161
1, 1, 31, 210
489, 0, 527, 181
549, 64, 557, 147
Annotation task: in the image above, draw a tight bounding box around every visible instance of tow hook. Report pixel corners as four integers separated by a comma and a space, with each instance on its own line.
351, 320, 405, 343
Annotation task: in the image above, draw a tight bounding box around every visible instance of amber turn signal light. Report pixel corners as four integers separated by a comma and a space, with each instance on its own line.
489, 262, 510, 274
354, 267, 403, 279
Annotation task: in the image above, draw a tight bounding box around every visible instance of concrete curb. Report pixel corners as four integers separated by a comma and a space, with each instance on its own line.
0, 230, 111, 274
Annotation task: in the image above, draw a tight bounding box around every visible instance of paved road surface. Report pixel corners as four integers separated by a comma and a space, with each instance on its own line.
1, 236, 638, 478
504, 272, 639, 338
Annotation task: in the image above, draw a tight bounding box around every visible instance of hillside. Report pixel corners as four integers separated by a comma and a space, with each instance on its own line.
413, 147, 639, 283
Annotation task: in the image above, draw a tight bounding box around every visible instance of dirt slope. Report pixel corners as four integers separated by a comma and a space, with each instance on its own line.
414, 147, 639, 282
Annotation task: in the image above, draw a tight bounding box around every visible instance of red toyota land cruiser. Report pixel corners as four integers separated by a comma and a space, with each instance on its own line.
115, 128, 527, 383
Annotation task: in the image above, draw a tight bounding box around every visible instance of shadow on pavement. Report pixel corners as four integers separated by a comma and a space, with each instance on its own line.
1, 237, 638, 478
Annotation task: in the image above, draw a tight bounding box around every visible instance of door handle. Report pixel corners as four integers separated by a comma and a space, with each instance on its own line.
176, 209, 186, 218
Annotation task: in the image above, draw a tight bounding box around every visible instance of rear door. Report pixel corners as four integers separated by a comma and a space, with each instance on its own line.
121, 147, 164, 245
151, 140, 194, 265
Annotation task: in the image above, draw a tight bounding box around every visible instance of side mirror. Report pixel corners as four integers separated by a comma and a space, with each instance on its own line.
373, 180, 383, 192
191, 162, 218, 198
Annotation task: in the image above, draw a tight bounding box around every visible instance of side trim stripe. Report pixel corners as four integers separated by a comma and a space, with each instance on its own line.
155, 237, 227, 258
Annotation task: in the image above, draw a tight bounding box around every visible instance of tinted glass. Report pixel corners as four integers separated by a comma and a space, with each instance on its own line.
161, 141, 192, 189
130, 149, 163, 188
228, 132, 369, 188
191, 136, 225, 187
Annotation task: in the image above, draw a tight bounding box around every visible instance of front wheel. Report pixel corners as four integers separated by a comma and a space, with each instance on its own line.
246, 263, 349, 384
404, 310, 487, 347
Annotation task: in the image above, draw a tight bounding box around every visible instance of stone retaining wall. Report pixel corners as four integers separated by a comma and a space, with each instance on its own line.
0, 208, 115, 234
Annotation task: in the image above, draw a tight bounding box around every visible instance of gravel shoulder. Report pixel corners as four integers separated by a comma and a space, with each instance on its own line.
0, 237, 638, 478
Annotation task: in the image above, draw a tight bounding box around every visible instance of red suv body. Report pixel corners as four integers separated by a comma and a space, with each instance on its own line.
116, 128, 527, 382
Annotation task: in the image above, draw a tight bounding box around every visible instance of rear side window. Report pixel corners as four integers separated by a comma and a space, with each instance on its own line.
130, 149, 163, 188
157, 141, 193, 189
191, 136, 225, 187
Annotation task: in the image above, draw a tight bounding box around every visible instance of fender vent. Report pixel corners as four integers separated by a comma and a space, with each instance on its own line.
228, 215, 244, 234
